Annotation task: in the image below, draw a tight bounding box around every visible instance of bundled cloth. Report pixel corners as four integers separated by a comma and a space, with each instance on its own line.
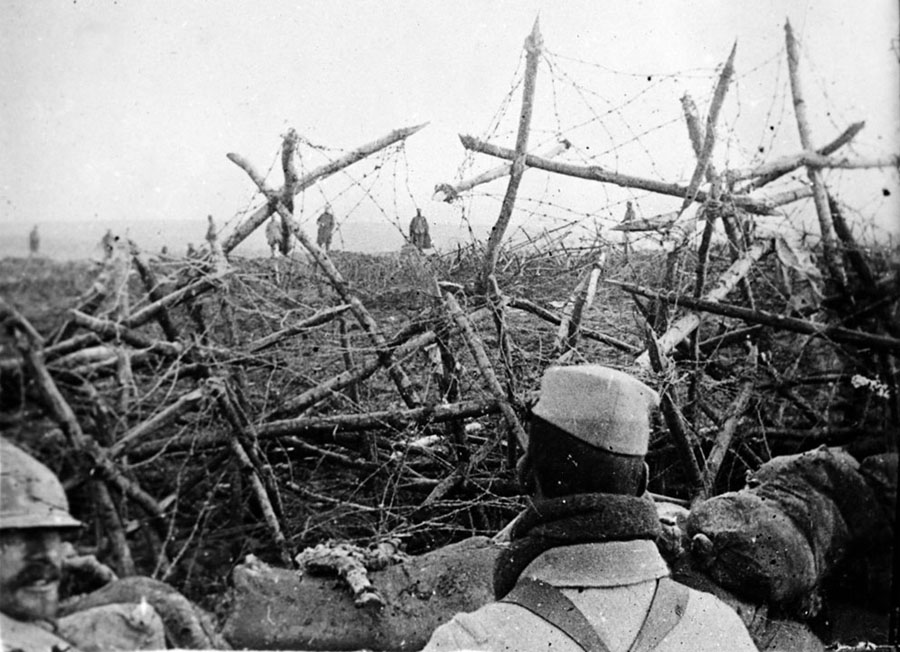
686, 446, 896, 614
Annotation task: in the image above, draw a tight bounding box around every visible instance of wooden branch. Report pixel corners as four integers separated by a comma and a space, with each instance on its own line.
827, 194, 877, 288
481, 18, 542, 291
48, 262, 116, 344
110, 387, 207, 458
70, 311, 182, 356
221, 123, 429, 254
124, 277, 218, 330
631, 238, 774, 367
460, 134, 792, 216
681, 93, 719, 181
433, 139, 570, 202
785, 20, 846, 288
227, 152, 422, 409
552, 259, 604, 361
246, 304, 351, 353
10, 315, 166, 528
644, 327, 704, 493
614, 280, 900, 354
133, 398, 502, 457
741, 121, 866, 191
262, 397, 502, 441
279, 129, 299, 255
485, 275, 522, 466
129, 242, 179, 341
700, 374, 756, 498
275, 329, 437, 418
443, 291, 528, 450
337, 316, 360, 407
508, 297, 640, 354
212, 378, 292, 567
729, 149, 897, 183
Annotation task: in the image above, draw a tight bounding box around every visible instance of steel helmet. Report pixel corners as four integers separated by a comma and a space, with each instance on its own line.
1, 437, 82, 530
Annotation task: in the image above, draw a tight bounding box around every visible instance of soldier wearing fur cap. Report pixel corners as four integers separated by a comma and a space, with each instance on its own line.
422, 365, 757, 652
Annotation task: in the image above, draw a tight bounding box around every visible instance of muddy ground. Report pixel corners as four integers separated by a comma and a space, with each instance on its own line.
1, 246, 895, 648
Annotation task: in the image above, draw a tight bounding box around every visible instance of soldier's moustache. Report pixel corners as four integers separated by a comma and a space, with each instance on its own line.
8, 562, 61, 590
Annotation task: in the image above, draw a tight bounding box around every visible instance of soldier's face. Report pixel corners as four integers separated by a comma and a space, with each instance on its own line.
0, 529, 63, 621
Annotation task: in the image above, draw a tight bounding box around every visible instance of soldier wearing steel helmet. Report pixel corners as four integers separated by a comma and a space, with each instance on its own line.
422, 365, 757, 652
0, 438, 164, 651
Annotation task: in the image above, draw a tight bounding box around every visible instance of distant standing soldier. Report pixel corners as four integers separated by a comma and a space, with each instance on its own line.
28, 225, 40, 256
205, 214, 217, 246
317, 205, 335, 252
266, 215, 281, 257
101, 229, 116, 259
409, 208, 432, 250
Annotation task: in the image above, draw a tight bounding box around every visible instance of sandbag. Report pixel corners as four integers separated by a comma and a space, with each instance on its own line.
57, 601, 166, 652
687, 491, 818, 605
222, 535, 498, 651
59, 575, 228, 650
686, 447, 895, 612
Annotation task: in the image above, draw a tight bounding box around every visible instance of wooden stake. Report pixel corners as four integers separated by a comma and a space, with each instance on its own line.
460, 134, 810, 215
480, 17, 542, 292
227, 152, 422, 409
680, 43, 736, 212
784, 20, 847, 289
222, 123, 428, 254
443, 291, 528, 450
631, 238, 774, 367
433, 138, 569, 202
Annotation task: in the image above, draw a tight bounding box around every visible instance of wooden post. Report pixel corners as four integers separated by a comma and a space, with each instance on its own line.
631, 238, 775, 368
784, 20, 847, 289
459, 134, 812, 215
680, 43, 736, 212
433, 139, 569, 202
222, 123, 428, 255
443, 291, 528, 450
227, 152, 422, 409
480, 17, 542, 293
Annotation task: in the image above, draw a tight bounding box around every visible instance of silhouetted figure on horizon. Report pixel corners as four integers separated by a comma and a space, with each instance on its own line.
205, 214, 217, 245
28, 225, 39, 256
409, 208, 431, 250
317, 205, 335, 252
101, 229, 115, 259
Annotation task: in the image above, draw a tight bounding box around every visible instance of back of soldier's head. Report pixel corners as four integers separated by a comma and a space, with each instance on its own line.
524, 365, 659, 499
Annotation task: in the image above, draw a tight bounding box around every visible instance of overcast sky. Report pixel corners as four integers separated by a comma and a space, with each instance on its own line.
2, 1, 898, 245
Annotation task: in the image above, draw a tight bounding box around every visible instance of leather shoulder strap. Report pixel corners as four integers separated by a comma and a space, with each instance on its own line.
501, 578, 611, 652
627, 578, 690, 652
